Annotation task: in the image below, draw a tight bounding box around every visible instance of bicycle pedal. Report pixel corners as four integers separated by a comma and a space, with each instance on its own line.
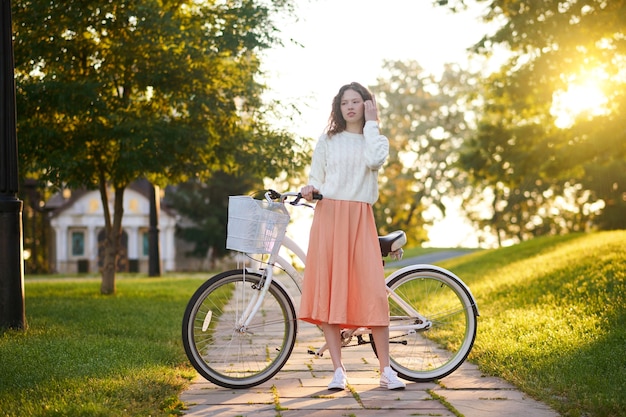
307, 349, 323, 357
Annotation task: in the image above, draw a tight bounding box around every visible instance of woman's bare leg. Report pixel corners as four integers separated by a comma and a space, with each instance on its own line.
321, 323, 343, 371
372, 325, 405, 389
371, 326, 390, 372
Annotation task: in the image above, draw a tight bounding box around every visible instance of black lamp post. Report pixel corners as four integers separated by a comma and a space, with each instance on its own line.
0, 0, 26, 330
148, 183, 161, 277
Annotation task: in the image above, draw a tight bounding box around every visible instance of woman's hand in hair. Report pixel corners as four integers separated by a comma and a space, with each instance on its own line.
364, 95, 378, 122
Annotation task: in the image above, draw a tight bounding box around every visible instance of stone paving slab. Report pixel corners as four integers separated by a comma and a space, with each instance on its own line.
180, 323, 561, 417
433, 388, 556, 417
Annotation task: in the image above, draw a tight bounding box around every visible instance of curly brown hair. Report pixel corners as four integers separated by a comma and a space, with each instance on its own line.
326, 82, 373, 137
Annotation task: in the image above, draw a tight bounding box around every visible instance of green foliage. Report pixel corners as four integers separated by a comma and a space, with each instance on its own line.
441, 231, 626, 417
569, 100, 626, 230
441, 0, 626, 241
371, 60, 477, 245
164, 172, 257, 261
20, 179, 54, 274
0, 277, 204, 416
12, 0, 304, 292
456, 68, 571, 245
13, 0, 301, 188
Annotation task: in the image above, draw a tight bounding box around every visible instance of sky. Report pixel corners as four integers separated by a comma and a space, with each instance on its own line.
262, 0, 490, 138
260, 0, 494, 247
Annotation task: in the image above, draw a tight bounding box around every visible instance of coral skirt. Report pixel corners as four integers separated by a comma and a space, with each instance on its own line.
298, 199, 389, 328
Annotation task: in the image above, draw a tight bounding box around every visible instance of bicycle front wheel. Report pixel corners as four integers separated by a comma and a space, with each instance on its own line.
182, 269, 297, 388
383, 267, 477, 382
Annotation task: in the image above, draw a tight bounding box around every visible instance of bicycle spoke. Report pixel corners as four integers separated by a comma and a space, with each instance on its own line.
182, 270, 297, 388
382, 268, 477, 382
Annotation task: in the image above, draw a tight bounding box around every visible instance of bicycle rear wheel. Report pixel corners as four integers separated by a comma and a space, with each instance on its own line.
182, 269, 297, 388
381, 267, 477, 382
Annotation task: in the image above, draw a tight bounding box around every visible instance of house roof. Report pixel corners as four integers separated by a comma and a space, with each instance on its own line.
45, 179, 175, 218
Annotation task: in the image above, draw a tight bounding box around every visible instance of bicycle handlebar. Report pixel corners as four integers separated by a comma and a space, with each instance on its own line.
265, 189, 323, 206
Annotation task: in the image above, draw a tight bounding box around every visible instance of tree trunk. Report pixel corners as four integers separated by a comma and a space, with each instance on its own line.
100, 229, 117, 295
98, 177, 125, 295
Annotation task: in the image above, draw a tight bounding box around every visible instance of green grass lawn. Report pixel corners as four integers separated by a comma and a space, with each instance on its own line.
1, 230, 624, 416
438, 231, 626, 417
0, 277, 204, 416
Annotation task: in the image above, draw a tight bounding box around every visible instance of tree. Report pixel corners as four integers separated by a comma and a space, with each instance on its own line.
13, 0, 304, 294
20, 178, 53, 274
370, 60, 476, 245
439, 0, 626, 242
164, 171, 257, 268
456, 66, 578, 245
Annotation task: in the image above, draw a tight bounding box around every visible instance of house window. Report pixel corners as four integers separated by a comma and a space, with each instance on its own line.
71, 230, 85, 257
142, 231, 150, 258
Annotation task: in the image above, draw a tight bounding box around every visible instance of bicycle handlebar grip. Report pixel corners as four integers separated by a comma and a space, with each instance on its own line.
312, 193, 323, 200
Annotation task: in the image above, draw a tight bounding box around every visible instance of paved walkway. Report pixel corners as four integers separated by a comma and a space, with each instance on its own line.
180, 322, 561, 417
385, 250, 477, 268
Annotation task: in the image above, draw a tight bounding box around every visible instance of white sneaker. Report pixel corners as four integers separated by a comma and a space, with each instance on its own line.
327, 367, 347, 390
380, 366, 406, 390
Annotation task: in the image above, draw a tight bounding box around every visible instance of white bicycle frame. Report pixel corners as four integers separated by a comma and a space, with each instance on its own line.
235, 192, 479, 356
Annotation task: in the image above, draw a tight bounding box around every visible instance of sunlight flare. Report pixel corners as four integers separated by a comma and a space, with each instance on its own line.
551, 71, 609, 129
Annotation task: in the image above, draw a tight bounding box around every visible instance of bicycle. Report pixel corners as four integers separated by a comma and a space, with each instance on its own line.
182, 189, 479, 389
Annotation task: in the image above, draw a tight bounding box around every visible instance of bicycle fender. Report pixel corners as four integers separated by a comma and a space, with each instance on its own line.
386, 264, 480, 316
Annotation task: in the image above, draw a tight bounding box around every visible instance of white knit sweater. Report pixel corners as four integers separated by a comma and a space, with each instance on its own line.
308, 121, 389, 205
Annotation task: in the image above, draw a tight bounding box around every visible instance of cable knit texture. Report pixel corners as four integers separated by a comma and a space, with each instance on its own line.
309, 121, 388, 204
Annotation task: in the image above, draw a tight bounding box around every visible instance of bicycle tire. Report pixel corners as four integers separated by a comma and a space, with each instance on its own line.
182, 269, 297, 388
373, 266, 477, 382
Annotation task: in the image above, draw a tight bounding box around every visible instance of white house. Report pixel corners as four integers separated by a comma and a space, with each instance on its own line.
46, 181, 179, 274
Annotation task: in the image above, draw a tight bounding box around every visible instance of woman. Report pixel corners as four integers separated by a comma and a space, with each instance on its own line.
299, 82, 405, 391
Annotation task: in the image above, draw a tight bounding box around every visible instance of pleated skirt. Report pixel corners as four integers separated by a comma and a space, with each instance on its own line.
298, 199, 389, 328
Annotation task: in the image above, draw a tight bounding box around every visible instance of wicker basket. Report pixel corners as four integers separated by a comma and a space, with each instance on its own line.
226, 196, 289, 254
